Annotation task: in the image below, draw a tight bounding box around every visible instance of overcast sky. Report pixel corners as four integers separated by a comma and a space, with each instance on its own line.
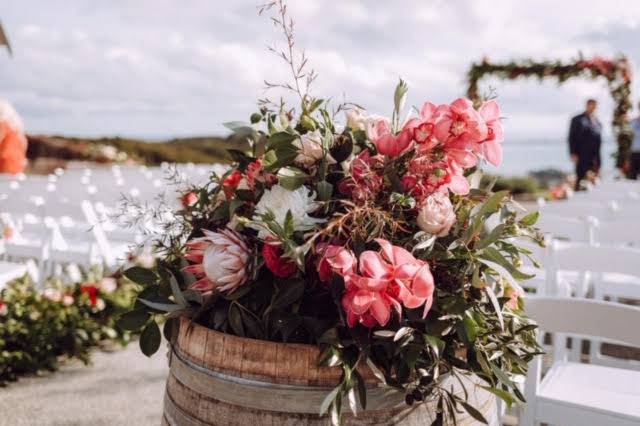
2, 0, 640, 142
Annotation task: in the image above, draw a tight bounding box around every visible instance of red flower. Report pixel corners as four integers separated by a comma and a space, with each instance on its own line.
262, 239, 297, 278
222, 170, 243, 199
181, 191, 198, 208
80, 284, 99, 306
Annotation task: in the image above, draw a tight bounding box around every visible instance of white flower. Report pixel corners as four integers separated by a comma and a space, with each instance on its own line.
294, 130, 335, 169
416, 192, 456, 237
98, 277, 118, 294
345, 108, 367, 131
251, 185, 323, 239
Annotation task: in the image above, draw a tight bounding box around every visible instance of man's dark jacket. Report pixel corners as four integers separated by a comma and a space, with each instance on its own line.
568, 112, 602, 169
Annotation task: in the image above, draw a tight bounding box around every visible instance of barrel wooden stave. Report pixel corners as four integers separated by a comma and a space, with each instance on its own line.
163, 317, 496, 426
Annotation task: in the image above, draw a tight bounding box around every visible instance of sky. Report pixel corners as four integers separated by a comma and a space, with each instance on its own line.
2, 0, 640, 143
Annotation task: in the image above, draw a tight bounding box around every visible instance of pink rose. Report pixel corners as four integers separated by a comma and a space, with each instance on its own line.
416, 192, 456, 237
504, 282, 524, 310
0, 299, 7, 316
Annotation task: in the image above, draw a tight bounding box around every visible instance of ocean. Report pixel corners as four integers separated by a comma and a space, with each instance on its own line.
484, 140, 618, 177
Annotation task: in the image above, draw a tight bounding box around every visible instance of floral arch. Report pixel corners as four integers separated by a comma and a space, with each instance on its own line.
466, 55, 633, 171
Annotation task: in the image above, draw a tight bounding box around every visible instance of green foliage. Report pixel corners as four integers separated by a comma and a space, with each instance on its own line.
481, 174, 541, 195
0, 277, 135, 385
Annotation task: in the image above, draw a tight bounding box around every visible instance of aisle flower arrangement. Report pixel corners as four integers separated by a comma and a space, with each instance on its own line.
120, 2, 543, 424
122, 87, 544, 424
0, 275, 135, 385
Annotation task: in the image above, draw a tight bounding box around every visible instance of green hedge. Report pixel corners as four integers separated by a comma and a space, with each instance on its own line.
0, 277, 135, 385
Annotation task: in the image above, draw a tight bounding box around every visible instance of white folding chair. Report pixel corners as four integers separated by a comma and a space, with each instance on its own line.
522, 298, 640, 426
547, 243, 640, 367
593, 219, 640, 247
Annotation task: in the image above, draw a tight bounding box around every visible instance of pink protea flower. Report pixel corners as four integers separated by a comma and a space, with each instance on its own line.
367, 117, 413, 158
476, 100, 504, 167
183, 228, 250, 293
434, 98, 487, 150
341, 239, 435, 328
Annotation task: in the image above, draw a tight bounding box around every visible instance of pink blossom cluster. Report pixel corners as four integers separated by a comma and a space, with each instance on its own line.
342, 98, 503, 203
318, 239, 435, 328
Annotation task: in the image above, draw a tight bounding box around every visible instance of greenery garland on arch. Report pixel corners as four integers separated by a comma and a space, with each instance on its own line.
466, 55, 633, 170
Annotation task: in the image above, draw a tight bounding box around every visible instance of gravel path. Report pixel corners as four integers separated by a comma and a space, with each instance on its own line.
0, 343, 169, 426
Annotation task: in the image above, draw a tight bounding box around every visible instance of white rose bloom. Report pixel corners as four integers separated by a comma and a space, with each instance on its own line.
251, 185, 324, 239
417, 192, 456, 237
294, 130, 336, 169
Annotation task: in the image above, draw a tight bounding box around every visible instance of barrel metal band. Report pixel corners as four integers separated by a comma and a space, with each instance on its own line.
169, 346, 405, 414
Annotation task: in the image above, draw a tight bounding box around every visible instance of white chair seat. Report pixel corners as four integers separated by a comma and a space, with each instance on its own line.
0, 260, 27, 286
537, 361, 640, 425
597, 273, 640, 300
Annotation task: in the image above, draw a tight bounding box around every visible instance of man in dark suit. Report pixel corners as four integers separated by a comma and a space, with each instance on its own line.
568, 99, 602, 190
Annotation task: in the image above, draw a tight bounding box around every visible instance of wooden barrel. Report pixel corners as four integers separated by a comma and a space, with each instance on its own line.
162, 317, 497, 426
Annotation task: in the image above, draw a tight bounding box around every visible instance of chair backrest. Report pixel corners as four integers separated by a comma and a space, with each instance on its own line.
526, 297, 640, 348
540, 199, 615, 221
594, 219, 640, 246
537, 214, 593, 243
549, 242, 640, 277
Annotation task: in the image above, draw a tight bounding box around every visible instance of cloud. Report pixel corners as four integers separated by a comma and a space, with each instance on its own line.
0, 0, 638, 141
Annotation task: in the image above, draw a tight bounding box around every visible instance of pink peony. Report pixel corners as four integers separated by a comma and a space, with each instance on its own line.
367, 117, 413, 158
316, 243, 358, 282
416, 192, 456, 237
183, 228, 250, 293
476, 100, 503, 166
341, 239, 435, 328
434, 98, 487, 150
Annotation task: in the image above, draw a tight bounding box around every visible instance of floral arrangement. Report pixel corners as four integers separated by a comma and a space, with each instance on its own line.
120, 2, 543, 424
0, 275, 135, 385
466, 55, 633, 170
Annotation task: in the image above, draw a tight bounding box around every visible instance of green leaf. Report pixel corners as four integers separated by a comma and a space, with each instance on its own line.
223, 121, 254, 136
485, 286, 504, 330
116, 309, 150, 331
458, 400, 488, 425
477, 190, 509, 217
318, 346, 342, 367
266, 131, 297, 149
489, 362, 515, 388
424, 334, 445, 358
319, 384, 342, 416
461, 311, 478, 343
479, 385, 516, 409
138, 298, 182, 313
124, 267, 157, 286
169, 273, 187, 308
353, 370, 367, 410
480, 247, 534, 281
317, 180, 333, 201
519, 211, 540, 226
228, 303, 245, 337
270, 279, 305, 311
139, 321, 161, 357
277, 166, 309, 190
163, 317, 178, 342
477, 224, 505, 249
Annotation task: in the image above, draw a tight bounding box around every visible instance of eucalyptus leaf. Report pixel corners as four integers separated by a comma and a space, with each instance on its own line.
116, 308, 150, 331
138, 298, 183, 313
